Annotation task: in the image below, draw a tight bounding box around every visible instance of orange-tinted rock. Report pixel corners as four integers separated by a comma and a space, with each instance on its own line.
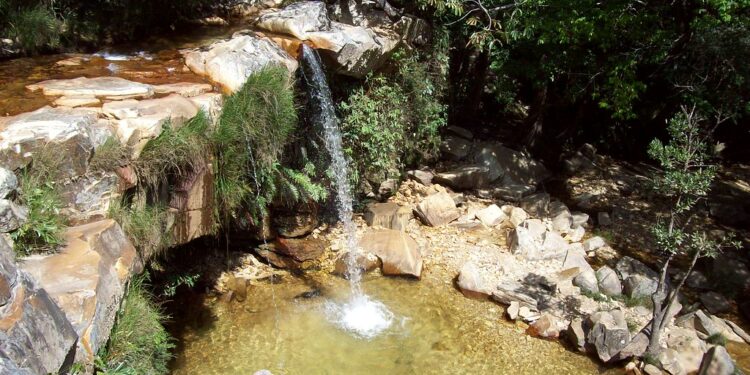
359, 229, 423, 278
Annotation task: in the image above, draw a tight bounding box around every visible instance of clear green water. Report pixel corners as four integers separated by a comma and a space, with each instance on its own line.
169, 272, 615, 375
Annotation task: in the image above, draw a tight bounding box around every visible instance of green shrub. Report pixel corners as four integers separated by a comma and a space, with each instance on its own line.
1, 2, 62, 55
11, 149, 67, 256
99, 275, 173, 375
213, 66, 326, 225
108, 200, 169, 260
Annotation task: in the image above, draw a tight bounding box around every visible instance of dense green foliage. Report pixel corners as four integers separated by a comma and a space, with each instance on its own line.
98, 275, 173, 375
0, 0, 62, 54
214, 66, 326, 226
11, 149, 66, 256
414, 0, 750, 155
340, 47, 447, 186
108, 200, 170, 261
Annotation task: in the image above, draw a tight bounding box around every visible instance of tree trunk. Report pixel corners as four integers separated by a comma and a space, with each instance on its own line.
464, 50, 490, 123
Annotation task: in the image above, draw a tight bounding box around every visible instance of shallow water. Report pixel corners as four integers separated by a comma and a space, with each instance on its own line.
169, 272, 615, 375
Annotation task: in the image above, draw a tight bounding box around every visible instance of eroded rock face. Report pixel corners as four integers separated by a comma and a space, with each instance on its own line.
170, 163, 215, 244
474, 143, 549, 186
59, 172, 119, 225
26, 76, 154, 100
359, 229, 422, 278
256, 1, 330, 39
364, 202, 411, 231
0, 106, 97, 177
0, 237, 77, 374
20, 220, 142, 363
183, 33, 298, 93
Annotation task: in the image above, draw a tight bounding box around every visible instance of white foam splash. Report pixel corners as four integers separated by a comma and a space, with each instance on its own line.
325, 294, 394, 340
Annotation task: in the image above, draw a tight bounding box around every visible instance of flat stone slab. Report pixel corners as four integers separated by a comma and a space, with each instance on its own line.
21, 219, 142, 362
152, 82, 213, 97
27, 76, 154, 99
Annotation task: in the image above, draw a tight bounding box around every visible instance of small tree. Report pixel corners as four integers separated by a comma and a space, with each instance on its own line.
645, 106, 739, 355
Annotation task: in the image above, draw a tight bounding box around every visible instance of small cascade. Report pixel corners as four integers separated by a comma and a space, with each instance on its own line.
299, 44, 394, 339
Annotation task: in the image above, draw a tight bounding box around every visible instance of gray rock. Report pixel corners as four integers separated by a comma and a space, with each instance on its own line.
492, 279, 539, 309
567, 318, 587, 352
585, 310, 631, 362
520, 192, 550, 218
667, 327, 708, 374
644, 364, 664, 375
0, 199, 27, 233
414, 191, 460, 227
598, 212, 612, 226
457, 262, 492, 298
686, 270, 710, 290
445, 126, 473, 140
566, 225, 586, 242
623, 274, 659, 299
711, 253, 750, 291
725, 319, 750, 344
433, 166, 491, 190
491, 183, 535, 201
255, 1, 330, 39
406, 170, 433, 186
475, 204, 506, 227
613, 332, 648, 361
509, 219, 569, 260
0, 168, 17, 199
378, 178, 399, 197
549, 201, 573, 233
508, 207, 528, 227
698, 346, 736, 375
596, 266, 622, 296
700, 291, 731, 314
0, 236, 77, 374
507, 301, 520, 320
439, 136, 472, 161
473, 143, 549, 185
572, 212, 590, 227
658, 348, 685, 375
574, 271, 599, 294
582, 236, 607, 252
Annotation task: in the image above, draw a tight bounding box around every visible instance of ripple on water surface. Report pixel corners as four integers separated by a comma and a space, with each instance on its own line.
169, 273, 616, 375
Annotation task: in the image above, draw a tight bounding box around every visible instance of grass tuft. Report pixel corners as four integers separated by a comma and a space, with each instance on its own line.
90, 136, 131, 173
108, 200, 170, 261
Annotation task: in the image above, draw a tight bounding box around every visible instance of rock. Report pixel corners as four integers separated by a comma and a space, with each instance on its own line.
491, 183, 536, 201
492, 279, 538, 309
188, 93, 224, 123
0, 199, 27, 232
528, 313, 563, 338
27, 76, 154, 99
272, 201, 319, 238
644, 364, 664, 375
623, 274, 659, 299
583, 236, 607, 252
686, 271, 710, 290
364, 202, 411, 231
53, 96, 101, 108
596, 245, 619, 262
333, 251, 381, 278
681, 310, 744, 343
273, 237, 326, 262
0, 106, 97, 177
378, 178, 399, 197
520, 192, 550, 218
708, 315, 745, 343
658, 348, 685, 375
255, 1, 329, 39
549, 201, 573, 233
724, 319, 750, 344
518, 306, 541, 322
0, 237, 78, 374
406, 170, 433, 186
598, 212, 612, 226
414, 191, 460, 227
596, 266, 622, 296
698, 346, 736, 375
509, 219, 569, 260
562, 244, 589, 270
586, 310, 631, 362
446, 126, 473, 140
439, 136, 472, 161
475, 204, 506, 226
613, 332, 649, 361
700, 291, 731, 314
58, 173, 119, 224
359, 229, 422, 278
183, 33, 298, 93
457, 262, 492, 298
432, 166, 491, 190
711, 253, 750, 290
566, 225, 586, 242
20, 219, 143, 363
567, 318, 587, 352
572, 212, 590, 227
0, 167, 17, 199
152, 82, 213, 97
475, 143, 549, 185
508, 207, 528, 227
507, 301, 520, 320
169, 162, 215, 245
574, 270, 599, 294
667, 327, 707, 374
103, 94, 198, 126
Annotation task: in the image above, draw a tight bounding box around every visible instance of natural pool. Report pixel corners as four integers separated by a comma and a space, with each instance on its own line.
168, 270, 618, 375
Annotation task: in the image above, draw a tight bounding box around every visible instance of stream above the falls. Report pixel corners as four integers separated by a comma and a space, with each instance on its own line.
167, 270, 619, 375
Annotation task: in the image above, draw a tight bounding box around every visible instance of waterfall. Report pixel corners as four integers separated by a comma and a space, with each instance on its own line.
299, 45, 394, 339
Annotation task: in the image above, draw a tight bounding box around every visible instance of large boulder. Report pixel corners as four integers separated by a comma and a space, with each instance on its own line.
474, 143, 549, 185
256, 1, 330, 39
698, 346, 736, 375
414, 191, 460, 227
273, 237, 326, 262
20, 220, 143, 363
616, 256, 660, 299
26, 76, 154, 100
0, 106, 97, 178
508, 219, 569, 260
586, 310, 631, 362
439, 136, 471, 161
359, 229, 422, 278
596, 266, 622, 296
364, 202, 411, 231
433, 166, 491, 190
667, 327, 707, 374
183, 33, 298, 93
0, 237, 77, 374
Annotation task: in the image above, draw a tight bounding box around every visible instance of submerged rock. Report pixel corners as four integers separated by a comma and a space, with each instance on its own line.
333, 251, 381, 278
359, 229, 423, 278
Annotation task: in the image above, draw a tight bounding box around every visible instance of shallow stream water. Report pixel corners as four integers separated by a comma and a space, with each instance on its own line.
169, 271, 617, 375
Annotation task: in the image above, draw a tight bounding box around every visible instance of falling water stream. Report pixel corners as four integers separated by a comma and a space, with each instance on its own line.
299, 45, 395, 339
